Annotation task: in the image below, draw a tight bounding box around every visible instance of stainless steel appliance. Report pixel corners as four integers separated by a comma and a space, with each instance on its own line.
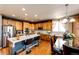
2, 25, 16, 47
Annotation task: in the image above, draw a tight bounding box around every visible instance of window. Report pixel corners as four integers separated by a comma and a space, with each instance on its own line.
52, 21, 66, 32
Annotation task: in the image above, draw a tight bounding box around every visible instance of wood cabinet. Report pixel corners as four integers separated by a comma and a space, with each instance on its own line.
3, 19, 52, 31
43, 22, 51, 30
47, 21, 52, 30
16, 21, 22, 30
29, 23, 34, 30
9, 20, 16, 27
34, 24, 39, 30
23, 22, 30, 29
23, 22, 35, 30
40, 34, 50, 41
3, 19, 16, 27
43, 22, 47, 30
40, 34, 54, 41
34, 21, 52, 30
3, 19, 22, 30
3, 19, 8, 25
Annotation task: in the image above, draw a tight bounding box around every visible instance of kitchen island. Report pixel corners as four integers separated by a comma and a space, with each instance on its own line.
8, 34, 40, 55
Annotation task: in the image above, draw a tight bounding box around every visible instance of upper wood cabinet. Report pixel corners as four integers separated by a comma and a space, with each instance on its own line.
43, 22, 47, 30
3, 19, 8, 25
29, 23, 34, 30
3, 18, 52, 31
3, 19, 22, 30
47, 21, 52, 30
15, 21, 22, 30
3, 19, 16, 26
23, 22, 35, 30
34, 24, 38, 30
8, 20, 16, 26
23, 22, 30, 30
34, 21, 52, 30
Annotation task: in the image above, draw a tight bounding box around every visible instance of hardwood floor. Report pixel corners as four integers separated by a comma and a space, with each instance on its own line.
0, 40, 51, 55
0, 47, 10, 55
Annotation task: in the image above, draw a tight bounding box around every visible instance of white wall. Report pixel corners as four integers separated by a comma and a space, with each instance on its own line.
64, 23, 72, 33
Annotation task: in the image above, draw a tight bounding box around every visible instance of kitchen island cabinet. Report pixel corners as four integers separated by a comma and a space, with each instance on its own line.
8, 34, 40, 55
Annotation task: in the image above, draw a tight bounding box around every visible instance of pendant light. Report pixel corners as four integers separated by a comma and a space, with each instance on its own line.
69, 17, 75, 22
62, 4, 75, 23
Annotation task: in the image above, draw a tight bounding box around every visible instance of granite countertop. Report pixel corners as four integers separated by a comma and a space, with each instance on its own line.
34, 30, 51, 35
8, 34, 40, 44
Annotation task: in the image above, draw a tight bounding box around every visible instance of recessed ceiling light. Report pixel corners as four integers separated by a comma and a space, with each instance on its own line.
56, 16, 62, 19
34, 14, 38, 17
25, 13, 28, 16
22, 8, 26, 11
12, 14, 15, 17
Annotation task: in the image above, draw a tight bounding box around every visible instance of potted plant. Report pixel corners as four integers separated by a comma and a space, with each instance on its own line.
64, 32, 75, 46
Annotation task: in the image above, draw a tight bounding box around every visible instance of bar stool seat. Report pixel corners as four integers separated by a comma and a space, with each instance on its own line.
33, 36, 40, 45
23, 38, 33, 54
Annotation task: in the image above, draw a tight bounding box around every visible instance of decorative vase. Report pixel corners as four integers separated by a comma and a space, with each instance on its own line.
66, 39, 73, 46
69, 39, 73, 46
66, 39, 69, 45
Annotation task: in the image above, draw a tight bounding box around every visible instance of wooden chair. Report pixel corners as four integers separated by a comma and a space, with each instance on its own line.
50, 35, 63, 55
63, 44, 79, 55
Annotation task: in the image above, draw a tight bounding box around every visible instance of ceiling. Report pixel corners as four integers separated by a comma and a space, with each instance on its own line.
0, 4, 79, 22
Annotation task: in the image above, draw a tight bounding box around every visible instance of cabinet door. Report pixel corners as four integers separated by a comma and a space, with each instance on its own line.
16, 21, 22, 30
43, 23, 47, 30
34, 24, 38, 30
29, 24, 34, 30
8, 20, 16, 26
23, 22, 29, 29
40, 34, 50, 41
3, 19, 16, 26
11, 20, 16, 27
3, 19, 8, 25
46, 21, 52, 30
43, 22, 50, 30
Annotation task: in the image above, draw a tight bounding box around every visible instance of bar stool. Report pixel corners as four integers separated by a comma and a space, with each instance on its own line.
24, 38, 33, 54
33, 36, 40, 45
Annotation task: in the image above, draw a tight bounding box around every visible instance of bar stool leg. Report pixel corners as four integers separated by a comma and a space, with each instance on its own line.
26, 50, 31, 54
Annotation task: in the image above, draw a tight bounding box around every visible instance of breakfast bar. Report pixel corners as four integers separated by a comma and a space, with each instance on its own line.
8, 34, 40, 55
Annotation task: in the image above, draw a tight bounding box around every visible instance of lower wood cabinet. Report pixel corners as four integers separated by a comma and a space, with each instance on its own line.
40, 34, 50, 41
40, 34, 54, 44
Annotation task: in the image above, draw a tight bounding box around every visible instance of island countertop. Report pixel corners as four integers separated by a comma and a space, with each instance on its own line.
8, 34, 40, 54
8, 34, 40, 44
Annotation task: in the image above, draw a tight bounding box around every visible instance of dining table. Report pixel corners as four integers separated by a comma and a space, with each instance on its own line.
63, 38, 79, 55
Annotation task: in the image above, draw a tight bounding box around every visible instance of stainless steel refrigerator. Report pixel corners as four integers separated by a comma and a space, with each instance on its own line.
2, 25, 16, 47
